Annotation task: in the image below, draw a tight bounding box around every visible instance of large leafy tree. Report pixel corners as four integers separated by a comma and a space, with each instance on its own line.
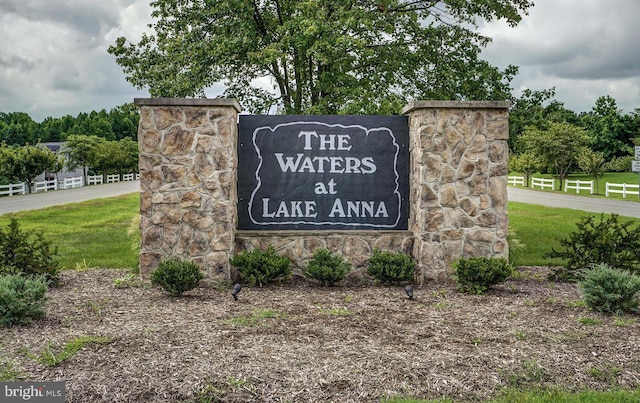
518, 122, 589, 191
0, 144, 59, 193
109, 0, 533, 114
508, 88, 578, 152
581, 96, 629, 160
60, 135, 106, 185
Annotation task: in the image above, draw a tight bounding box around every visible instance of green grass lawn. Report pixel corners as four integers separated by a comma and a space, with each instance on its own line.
0, 193, 139, 270
507, 202, 640, 266
386, 388, 640, 402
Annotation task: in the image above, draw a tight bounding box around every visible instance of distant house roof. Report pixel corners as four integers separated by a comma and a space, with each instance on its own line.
40, 142, 64, 153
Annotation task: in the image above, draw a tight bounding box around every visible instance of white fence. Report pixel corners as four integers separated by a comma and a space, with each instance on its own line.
59, 176, 84, 190
107, 174, 120, 184
1, 173, 140, 198
87, 175, 103, 185
0, 183, 26, 196
531, 177, 555, 191
564, 179, 594, 194
508, 176, 525, 186
34, 179, 57, 193
605, 182, 640, 198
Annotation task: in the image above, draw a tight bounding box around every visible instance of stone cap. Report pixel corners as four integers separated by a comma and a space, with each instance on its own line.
133, 97, 242, 112
401, 100, 511, 115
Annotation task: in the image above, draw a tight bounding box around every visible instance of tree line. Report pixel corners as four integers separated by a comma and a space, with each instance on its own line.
0, 103, 139, 146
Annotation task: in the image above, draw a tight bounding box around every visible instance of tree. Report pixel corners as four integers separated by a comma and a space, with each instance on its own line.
0, 144, 59, 193
508, 88, 578, 152
109, 0, 533, 115
577, 149, 605, 193
518, 122, 589, 191
581, 96, 628, 160
509, 152, 540, 187
87, 138, 139, 181
60, 135, 106, 185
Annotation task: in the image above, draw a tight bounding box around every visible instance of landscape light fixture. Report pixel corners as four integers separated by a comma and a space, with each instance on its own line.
405, 285, 413, 300
231, 283, 242, 301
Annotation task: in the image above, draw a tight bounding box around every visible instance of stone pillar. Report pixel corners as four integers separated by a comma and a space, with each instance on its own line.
401, 101, 510, 284
135, 98, 241, 280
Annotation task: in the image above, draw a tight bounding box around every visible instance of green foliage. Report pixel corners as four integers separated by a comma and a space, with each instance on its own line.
112, 273, 142, 289
367, 248, 415, 285
33, 336, 111, 367
577, 149, 605, 191
0, 144, 60, 192
490, 388, 640, 403
0, 217, 59, 284
582, 95, 630, 161
109, 1, 532, 114
509, 152, 541, 186
0, 356, 22, 381
0, 274, 48, 326
606, 155, 633, 172
453, 257, 512, 295
579, 264, 640, 315
230, 246, 291, 287
150, 259, 203, 297
304, 248, 351, 286
546, 214, 640, 281
507, 226, 526, 266
0, 105, 139, 147
518, 122, 590, 190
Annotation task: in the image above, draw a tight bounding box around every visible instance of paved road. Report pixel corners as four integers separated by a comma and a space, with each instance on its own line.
1, 180, 639, 218
0, 180, 140, 215
508, 186, 640, 218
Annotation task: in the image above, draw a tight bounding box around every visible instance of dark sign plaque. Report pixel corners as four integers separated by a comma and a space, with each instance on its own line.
237, 115, 409, 230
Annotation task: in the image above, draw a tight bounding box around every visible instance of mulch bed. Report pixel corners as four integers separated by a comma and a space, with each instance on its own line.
1, 267, 639, 402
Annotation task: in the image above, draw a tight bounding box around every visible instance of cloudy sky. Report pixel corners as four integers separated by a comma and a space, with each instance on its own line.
1, 0, 639, 122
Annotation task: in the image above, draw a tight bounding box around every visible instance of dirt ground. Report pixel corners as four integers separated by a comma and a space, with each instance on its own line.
1, 267, 639, 402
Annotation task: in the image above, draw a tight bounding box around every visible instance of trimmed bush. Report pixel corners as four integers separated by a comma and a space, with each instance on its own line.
150, 259, 203, 297
453, 257, 512, 295
367, 248, 415, 285
580, 263, 640, 314
0, 274, 48, 326
305, 248, 351, 286
546, 214, 640, 282
230, 246, 291, 287
0, 217, 59, 285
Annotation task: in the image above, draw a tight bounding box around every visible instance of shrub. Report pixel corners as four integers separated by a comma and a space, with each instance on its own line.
367, 248, 415, 285
545, 214, 640, 282
580, 263, 640, 314
230, 246, 291, 287
0, 217, 59, 285
305, 248, 351, 286
453, 257, 512, 295
606, 155, 633, 172
150, 259, 203, 297
0, 274, 48, 326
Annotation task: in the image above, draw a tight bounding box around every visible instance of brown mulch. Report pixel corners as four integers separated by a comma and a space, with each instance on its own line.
1, 267, 639, 402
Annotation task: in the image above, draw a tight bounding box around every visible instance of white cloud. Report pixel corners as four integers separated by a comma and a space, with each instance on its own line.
480, 0, 640, 113
0, 0, 639, 120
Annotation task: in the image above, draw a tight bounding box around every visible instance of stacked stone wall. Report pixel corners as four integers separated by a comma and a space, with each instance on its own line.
402, 101, 510, 283
136, 98, 240, 279
136, 99, 509, 284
